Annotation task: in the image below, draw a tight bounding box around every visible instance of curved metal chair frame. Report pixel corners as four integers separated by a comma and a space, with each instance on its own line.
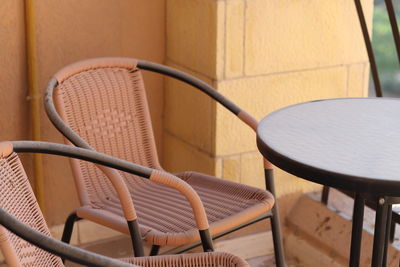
0, 141, 248, 267
44, 57, 285, 266
0, 208, 133, 267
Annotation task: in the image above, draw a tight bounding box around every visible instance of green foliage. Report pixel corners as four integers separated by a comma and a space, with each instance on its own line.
371, 3, 400, 94
372, 5, 398, 73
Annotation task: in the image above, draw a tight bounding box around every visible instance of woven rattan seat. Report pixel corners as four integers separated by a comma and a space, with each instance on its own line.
0, 141, 249, 267
45, 57, 285, 265
77, 171, 273, 246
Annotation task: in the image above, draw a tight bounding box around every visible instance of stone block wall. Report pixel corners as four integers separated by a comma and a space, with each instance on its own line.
164, 0, 372, 196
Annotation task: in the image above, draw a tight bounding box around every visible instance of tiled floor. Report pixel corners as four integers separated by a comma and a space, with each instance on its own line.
246, 254, 275, 266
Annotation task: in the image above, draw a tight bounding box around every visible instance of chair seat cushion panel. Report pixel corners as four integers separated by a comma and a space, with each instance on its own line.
77, 172, 274, 246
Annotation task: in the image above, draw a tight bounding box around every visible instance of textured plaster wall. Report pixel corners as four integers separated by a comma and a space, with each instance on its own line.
164, 0, 373, 196
0, 0, 37, 209
0, 0, 166, 225
0, 1, 30, 162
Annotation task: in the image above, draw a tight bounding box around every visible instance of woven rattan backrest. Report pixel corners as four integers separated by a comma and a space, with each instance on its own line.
53, 59, 161, 205
0, 152, 63, 266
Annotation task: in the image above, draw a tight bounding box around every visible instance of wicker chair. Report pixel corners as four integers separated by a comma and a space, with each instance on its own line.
44, 57, 285, 265
0, 140, 249, 267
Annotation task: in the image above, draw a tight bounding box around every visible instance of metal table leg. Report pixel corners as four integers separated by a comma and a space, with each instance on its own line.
350, 193, 365, 267
372, 197, 389, 267
382, 204, 393, 267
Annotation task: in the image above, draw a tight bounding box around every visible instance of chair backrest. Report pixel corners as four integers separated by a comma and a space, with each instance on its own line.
0, 144, 63, 266
52, 58, 161, 206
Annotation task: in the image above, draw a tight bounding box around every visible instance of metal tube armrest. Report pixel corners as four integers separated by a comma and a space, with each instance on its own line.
11, 141, 211, 235
0, 208, 135, 267
137, 60, 258, 133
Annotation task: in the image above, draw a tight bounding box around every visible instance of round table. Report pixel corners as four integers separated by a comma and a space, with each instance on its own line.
256, 98, 400, 267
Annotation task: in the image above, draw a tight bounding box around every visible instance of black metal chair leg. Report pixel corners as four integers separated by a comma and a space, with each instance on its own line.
353, 0, 383, 97
321, 186, 330, 205
127, 220, 145, 257
372, 197, 389, 267
265, 169, 285, 267
149, 245, 160, 256
61, 211, 80, 244
61, 211, 80, 263
199, 229, 214, 252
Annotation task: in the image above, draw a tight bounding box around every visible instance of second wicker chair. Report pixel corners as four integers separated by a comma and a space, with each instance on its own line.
44, 57, 285, 265
0, 141, 248, 267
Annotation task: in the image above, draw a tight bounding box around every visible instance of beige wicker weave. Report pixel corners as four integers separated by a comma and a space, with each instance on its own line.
0, 144, 63, 266
122, 252, 249, 267
45, 57, 278, 257
0, 141, 249, 267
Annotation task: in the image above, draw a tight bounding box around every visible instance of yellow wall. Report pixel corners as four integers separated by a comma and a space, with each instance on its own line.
0, 1, 29, 146
164, 0, 373, 196
0, 1, 35, 197
0, 0, 166, 225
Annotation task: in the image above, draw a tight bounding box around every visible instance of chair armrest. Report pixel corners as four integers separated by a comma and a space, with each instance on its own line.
11, 141, 210, 232
137, 60, 259, 133
0, 207, 135, 267
139, 60, 272, 172
11, 141, 152, 177
149, 170, 209, 231
237, 110, 258, 132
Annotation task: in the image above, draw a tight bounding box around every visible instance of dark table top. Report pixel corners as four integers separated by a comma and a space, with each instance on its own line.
257, 98, 400, 196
